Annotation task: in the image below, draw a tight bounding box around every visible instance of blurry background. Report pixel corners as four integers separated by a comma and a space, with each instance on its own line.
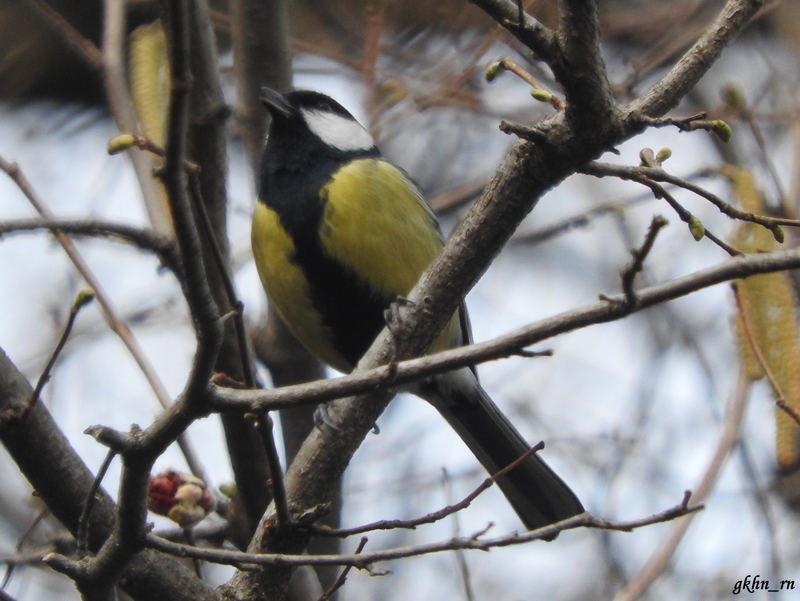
1, 0, 800, 599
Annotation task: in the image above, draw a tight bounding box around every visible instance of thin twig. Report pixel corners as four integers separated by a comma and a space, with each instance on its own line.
309, 443, 546, 538
146, 494, 702, 569
442, 468, 475, 601
182, 528, 204, 580
21, 0, 104, 70
1, 508, 52, 588
0, 218, 179, 270
634, 111, 712, 133
210, 245, 800, 414
77, 449, 117, 553
110, 133, 200, 173
187, 171, 255, 388
732, 283, 785, 402
512, 193, 653, 246
631, 165, 797, 237
581, 161, 742, 256
252, 413, 292, 526
776, 400, 800, 427
613, 370, 752, 601
626, 0, 767, 119
0, 155, 208, 483
317, 537, 368, 601
620, 215, 669, 307
491, 57, 565, 110
469, 0, 556, 63
498, 120, 549, 143
21, 288, 95, 420
734, 280, 800, 426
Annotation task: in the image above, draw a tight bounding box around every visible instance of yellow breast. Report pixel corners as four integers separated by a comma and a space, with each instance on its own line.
252, 158, 460, 373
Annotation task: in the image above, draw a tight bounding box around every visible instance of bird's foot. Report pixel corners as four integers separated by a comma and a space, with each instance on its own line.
383, 296, 415, 335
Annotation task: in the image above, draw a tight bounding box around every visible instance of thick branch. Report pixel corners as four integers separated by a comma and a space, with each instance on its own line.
554, 0, 615, 125
626, 0, 767, 118
467, 0, 556, 62
0, 348, 219, 601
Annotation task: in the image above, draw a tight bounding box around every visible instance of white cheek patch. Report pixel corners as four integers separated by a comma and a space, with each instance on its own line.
302, 109, 375, 152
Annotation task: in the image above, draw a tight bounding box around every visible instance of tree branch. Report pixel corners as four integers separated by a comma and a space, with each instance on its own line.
467, 0, 556, 62
149, 495, 701, 570
0, 348, 219, 601
626, 0, 767, 119
209, 245, 800, 413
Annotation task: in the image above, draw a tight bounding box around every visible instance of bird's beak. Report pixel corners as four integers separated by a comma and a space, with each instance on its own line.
260, 87, 295, 119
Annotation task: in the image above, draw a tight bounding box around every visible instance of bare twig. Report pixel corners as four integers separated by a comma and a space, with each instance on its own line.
252, 413, 291, 526
442, 468, 475, 601
210, 245, 800, 413
0, 218, 180, 271
110, 133, 200, 173
581, 161, 742, 256
732, 283, 785, 402
182, 528, 204, 580
317, 537, 368, 601
146, 495, 702, 569
0, 156, 207, 482
309, 444, 546, 538
186, 171, 255, 388
21, 0, 104, 69
1, 508, 52, 588
488, 57, 565, 110
724, 88, 790, 210
613, 370, 752, 601
627, 0, 767, 119
468, 0, 556, 63
77, 448, 116, 553
776, 400, 800, 426
620, 215, 669, 307
498, 120, 549, 143
21, 288, 95, 420
592, 163, 799, 239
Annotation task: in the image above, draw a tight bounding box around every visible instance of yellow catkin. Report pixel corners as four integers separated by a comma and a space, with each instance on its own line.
726, 165, 800, 469
128, 21, 172, 230
129, 22, 170, 147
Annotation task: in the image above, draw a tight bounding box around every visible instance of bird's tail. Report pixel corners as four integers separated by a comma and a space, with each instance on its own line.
414, 369, 584, 536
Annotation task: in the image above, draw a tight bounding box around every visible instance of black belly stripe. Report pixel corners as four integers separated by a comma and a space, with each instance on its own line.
260, 145, 386, 370
293, 220, 394, 367
291, 221, 392, 370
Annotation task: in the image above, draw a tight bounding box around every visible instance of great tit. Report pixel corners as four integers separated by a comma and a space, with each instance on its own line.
252, 88, 584, 533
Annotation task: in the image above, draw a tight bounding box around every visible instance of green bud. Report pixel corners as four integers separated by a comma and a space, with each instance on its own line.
485, 62, 503, 82
656, 147, 672, 163
73, 287, 96, 310
711, 120, 732, 143
530, 89, 552, 103
722, 83, 746, 110
688, 217, 705, 241
219, 483, 237, 498
773, 225, 785, 244
107, 134, 137, 155
639, 148, 656, 168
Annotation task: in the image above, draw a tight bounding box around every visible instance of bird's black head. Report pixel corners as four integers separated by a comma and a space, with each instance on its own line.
260, 88, 377, 156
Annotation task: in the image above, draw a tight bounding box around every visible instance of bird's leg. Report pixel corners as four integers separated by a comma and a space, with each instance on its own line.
383, 296, 416, 336
313, 404, 342, 432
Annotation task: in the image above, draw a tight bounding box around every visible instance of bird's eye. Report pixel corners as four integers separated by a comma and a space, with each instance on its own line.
319, 101, 332, 112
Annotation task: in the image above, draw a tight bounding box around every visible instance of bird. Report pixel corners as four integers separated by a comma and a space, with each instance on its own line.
251, 88, 584, 534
